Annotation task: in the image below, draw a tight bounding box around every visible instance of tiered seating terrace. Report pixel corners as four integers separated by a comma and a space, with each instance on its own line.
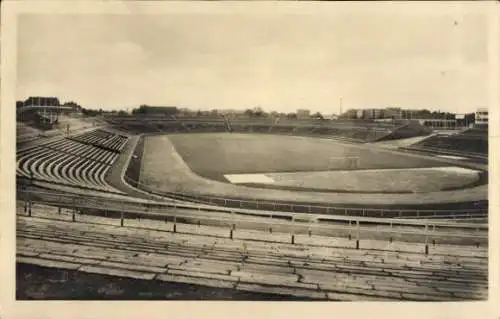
17, 130, 129, 193
407, 129, 488, 157
69, 129, 128, 152
17, 204, 488, 301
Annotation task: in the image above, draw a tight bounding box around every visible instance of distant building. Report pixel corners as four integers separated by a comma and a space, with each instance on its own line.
296, 109, 310, 119
339, 109, 358, 119
24, 96, 60, 106
63, 101, 83, 113
418, 119, 457, 129
138, 105, 179, 116
218, 109, 245, 118
340, 107, 416, 120
455, 113, 475, 128
475, 108, 488, 126
361, 109, 383, 120
356, 109, 364, 119
381, 107, 402, 120
16, 101, 24, 108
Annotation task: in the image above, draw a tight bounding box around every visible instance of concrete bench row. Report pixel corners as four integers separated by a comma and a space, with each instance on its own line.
413, 135, 487, 155
16, 132, 127, 192
70, 129, 128, 152
18, 204, 488, 263
106, 119, 395, 143
16, 210, 488, 301
225, 125, 371, 143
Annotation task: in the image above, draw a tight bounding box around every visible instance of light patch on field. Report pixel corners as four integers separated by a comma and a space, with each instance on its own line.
433, 166, 480, 174
436, 155, 468, 160
224, 174, 275, 184
223, 166, 480, 193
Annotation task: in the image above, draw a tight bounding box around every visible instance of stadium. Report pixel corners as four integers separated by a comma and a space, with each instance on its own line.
16, 101, 489, 301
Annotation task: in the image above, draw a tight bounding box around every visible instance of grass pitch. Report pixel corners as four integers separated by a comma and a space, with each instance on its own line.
167, 133, 448, 182
137, 133, 487, 206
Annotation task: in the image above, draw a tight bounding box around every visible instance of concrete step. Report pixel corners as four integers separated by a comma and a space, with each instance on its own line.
156, 273, 236, 290
166, 269, 238, 283
17, 256, 81, 271
96, 260, 167, 274
326, 291, 397, 301
170, 261, 234, 276
235, 283, 326, 300
401, 292, 457, 301
78, 265, 156, 281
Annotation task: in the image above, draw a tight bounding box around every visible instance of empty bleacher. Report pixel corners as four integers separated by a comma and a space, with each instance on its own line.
17, 129, 129, 193
68, 129, 128, 152
406, 129, 488, 157
17, 205, 488, 301
103, 116, 427, 144
183, 120, 227, 133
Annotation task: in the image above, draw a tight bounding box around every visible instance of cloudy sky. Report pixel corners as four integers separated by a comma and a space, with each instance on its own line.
16, 4, 490, 114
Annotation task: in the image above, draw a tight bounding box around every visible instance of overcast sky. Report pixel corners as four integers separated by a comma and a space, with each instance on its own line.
16, 4, 490, 114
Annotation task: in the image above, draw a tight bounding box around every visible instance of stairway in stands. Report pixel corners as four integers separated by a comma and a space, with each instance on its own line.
223, 115, 233, 132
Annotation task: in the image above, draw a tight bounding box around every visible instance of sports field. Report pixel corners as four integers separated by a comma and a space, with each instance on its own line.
168, 133, 448, 180
136, 133, 487, 204
165, 133, 479, 193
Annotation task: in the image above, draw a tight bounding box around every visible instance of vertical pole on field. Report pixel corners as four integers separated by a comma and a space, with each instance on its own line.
348, 219, 352, 240
356, 219, 360, 249
173, 215, 177, 233
424, 222, 429, 255
291, 215, 295, 244
120, 202, 124, 227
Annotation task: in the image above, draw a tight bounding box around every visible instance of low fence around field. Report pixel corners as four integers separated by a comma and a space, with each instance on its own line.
122, 173, 488, 220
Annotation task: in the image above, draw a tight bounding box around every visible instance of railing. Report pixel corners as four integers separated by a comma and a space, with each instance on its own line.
17, 189, 488, 254
18, 185, 488, 230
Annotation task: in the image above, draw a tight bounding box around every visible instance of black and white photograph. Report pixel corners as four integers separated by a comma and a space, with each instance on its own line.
1, 0, 498, 316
